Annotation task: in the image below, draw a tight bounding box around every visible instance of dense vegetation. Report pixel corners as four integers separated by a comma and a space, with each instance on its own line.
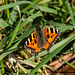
0, 0, 75, 75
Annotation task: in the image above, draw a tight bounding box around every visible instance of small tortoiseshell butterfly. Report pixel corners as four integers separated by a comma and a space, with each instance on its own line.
24, 26, 60, 57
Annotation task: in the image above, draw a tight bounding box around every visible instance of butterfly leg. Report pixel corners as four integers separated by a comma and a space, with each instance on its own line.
34, 52, 39, 58
34, 48, 40, 58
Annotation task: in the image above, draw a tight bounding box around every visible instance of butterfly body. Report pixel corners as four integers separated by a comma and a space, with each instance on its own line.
24, 27, 60, 57
36, 28, 47, 48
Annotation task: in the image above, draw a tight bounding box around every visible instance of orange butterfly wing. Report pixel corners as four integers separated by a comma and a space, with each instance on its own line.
43, 27, 60, 51
25, 31, 37, 49
25, 27, 60, 57
25, 31, 41, 57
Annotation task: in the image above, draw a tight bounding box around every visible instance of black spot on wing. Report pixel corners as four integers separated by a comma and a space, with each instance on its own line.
30, 36, 32, 42
47, 34, 50, 38
51, 35, 54, 38
34, 40, 36, 44
55, 29, 57, 34
47, 28, 49, 33
50, 28, 53, 33
31, 43, 34, 45
33, 34, 35, 38
51, 36, 52, 38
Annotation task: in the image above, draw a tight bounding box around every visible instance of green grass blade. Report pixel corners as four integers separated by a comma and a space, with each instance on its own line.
7, 13, 23, 48
65, 1, 75, 25
0, 1, 36, 11
14, 25, 35, 42
8, 6, 18, 25
37, 6, 62, 16
56, 56, 75, 68
7, 11, 43, 48
0, 60, 5, 75
0, 36, 8, 50
57, 25, 74, 32
0, 41, 20, 60
23, 0, 40, 11
5, 0, 10, 19
0, 18, 9, 29
38, 0, 51, 4
18, 11, 43, 31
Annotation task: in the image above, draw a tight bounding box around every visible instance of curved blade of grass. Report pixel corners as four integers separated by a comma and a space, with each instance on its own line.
7, 13, 23, 48
56, 56, 75, 68
16, 62, 27, 74
18, 11, 43, 31
52, 6, 66, 12
65, 1, 75, 25
37, 6, 62, 16
28, 34, 75, 75
21, 59, 62, 75
57, 25, 74, 32
0, 1, 36, 11
38, 0, 51, 4
5, 0, 10, 19
0, 36, 8, 50
73, 43, 75, 49
0, 18, 9, 29
9, 11, 42, 46
23, 0, 40, 11
8, 6, 18, 25
59, 0, 63, 5
9, 11, 42, 38
14, 25, 35, 42
0, 26, 35, 60
0, 41, 20, 60
0, 60, 5, 75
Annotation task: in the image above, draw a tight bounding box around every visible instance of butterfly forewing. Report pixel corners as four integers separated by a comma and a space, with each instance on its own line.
44, 27, 60, 43
25, 31, 37, 50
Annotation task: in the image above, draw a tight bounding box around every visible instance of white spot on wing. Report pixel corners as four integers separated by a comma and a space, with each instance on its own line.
57, 29, 58, 32
26, 41, 27, 45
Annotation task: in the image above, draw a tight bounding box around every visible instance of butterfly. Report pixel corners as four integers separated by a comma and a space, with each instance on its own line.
24, 26, 60, 57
